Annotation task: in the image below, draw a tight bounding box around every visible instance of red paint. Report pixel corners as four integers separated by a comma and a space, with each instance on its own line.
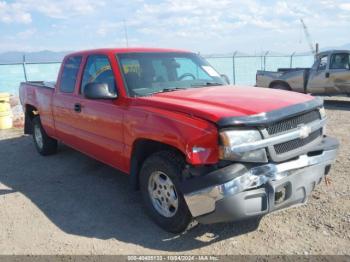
19, 48, 314, 174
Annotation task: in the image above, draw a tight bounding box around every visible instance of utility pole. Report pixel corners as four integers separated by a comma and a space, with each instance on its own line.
22, 54, 28, 82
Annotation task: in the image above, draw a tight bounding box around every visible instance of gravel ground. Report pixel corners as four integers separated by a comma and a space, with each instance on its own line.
0, 98, 349, 255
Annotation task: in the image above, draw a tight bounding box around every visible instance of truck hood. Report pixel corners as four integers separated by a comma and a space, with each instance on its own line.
134, 86, 315, 124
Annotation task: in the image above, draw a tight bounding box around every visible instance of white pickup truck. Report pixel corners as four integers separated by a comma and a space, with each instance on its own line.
256, 50, 350, 95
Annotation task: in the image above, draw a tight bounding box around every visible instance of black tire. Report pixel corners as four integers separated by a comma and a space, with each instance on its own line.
139, 151, 192, 233
271, 83, 290, 91
32, 117, 58, 156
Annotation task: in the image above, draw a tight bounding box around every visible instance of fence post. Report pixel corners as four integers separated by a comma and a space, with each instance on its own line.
263, 51, 269, 70
22, 54, 28, 82
290, 52, 296, 68
232, 51, 237, 85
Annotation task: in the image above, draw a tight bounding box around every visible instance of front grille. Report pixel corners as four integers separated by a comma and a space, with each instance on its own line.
274, 129, 322, 154
267, 110, 321, 135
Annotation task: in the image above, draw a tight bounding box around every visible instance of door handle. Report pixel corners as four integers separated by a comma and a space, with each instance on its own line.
325, 72, 330, 78
74, 103, 82, 112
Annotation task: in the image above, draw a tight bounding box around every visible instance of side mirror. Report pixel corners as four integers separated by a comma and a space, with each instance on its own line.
84, 83, 117, 99
221, 74, 230, 85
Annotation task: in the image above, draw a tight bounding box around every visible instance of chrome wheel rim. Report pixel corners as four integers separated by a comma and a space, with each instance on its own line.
34, 124, 43, 149
148, 171, 178, 218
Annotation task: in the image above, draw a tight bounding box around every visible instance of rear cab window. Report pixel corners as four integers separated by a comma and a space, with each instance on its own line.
59, 56, 82, 93
80, 55, 117, 95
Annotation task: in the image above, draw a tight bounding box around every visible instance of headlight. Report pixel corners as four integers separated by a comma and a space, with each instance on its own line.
219, 129, 268, 162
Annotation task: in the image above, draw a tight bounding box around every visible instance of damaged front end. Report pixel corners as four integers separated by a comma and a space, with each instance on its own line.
181, 98, 339, 224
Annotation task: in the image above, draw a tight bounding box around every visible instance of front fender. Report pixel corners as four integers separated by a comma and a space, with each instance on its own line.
124, 106, 219, 166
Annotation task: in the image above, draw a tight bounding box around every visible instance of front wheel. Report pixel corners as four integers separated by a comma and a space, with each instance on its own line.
139, 151, 192, 233
32, 117, 58, 156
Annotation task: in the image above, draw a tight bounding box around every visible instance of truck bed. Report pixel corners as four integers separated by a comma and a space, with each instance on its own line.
20, 81, 56, 89
256, 68, 310, 93
19, 81, 56, 136
276, 68, 309, 73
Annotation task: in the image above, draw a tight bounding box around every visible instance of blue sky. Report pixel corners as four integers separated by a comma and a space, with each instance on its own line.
0, 0, 350, 54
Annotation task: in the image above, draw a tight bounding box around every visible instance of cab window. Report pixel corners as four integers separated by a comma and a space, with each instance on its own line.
81, 55, 117, 95
330, 53, 350, 70
175, 58, 212, 81
118, 52, 224, 97
59, 56, 82, 93
318, 55, 328, 71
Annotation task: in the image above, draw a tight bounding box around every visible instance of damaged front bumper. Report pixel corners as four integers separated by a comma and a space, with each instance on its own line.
182, 136, 339, 224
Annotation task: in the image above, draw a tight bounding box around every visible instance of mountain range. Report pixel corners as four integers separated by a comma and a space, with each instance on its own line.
0, 50, 70, 63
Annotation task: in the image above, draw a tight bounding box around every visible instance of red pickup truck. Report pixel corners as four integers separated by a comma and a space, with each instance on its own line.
19, 48, 339, 233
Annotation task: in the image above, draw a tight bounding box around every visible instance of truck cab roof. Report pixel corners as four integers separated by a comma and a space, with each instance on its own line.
67, 47, 192, 57
317, 50, 350, 57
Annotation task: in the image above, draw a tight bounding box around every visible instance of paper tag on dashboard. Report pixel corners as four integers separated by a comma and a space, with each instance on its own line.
202, 66, 220, 77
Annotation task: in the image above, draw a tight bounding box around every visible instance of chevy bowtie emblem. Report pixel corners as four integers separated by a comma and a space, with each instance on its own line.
299, 125, 312, 139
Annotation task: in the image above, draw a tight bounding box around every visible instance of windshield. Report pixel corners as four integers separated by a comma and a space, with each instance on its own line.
116, 52, 225, 97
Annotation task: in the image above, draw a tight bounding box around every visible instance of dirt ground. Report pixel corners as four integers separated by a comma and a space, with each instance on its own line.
0, 98, 349, 255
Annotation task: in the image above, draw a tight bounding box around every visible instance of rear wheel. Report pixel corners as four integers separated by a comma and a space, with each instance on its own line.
139, 151, 192, 233
32, 117, 57, 156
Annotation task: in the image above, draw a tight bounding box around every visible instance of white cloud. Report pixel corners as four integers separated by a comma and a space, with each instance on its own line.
126, 0, 350, 40
0, 1, 32, 24
0, 0, 105, 23
131, 0, 293, 40
21, 0, 106, 19
339, 3, 350, 11
1, 0, 350, 53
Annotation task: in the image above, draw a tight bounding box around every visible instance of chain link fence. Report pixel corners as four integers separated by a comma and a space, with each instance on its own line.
204, 53, 314, 85
0, 60, 61, 95
0, 53, 315, 95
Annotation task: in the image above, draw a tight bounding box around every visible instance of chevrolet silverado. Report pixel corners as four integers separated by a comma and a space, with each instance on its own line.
19, 48, 339, 233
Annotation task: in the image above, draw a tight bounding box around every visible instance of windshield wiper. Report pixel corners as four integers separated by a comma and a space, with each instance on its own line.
148, 87, 185, 95
147, 82, 224, 96
191, 82, 224, 87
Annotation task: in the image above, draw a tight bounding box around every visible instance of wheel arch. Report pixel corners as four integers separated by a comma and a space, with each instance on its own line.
129, 138, 186, 190
24, 104, 39, 134
269, 80, 291, 90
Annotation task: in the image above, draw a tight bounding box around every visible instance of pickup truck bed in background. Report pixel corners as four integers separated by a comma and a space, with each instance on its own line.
257, 68, 310, 93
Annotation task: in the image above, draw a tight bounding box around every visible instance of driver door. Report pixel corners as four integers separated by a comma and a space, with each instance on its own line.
73, 54, 127, 170
307, 54, 333, 94
328, 52, 350, 94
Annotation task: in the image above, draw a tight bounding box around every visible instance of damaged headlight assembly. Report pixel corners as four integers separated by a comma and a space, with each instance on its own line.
218, 164, 290, 196
219, 129, 268, 163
